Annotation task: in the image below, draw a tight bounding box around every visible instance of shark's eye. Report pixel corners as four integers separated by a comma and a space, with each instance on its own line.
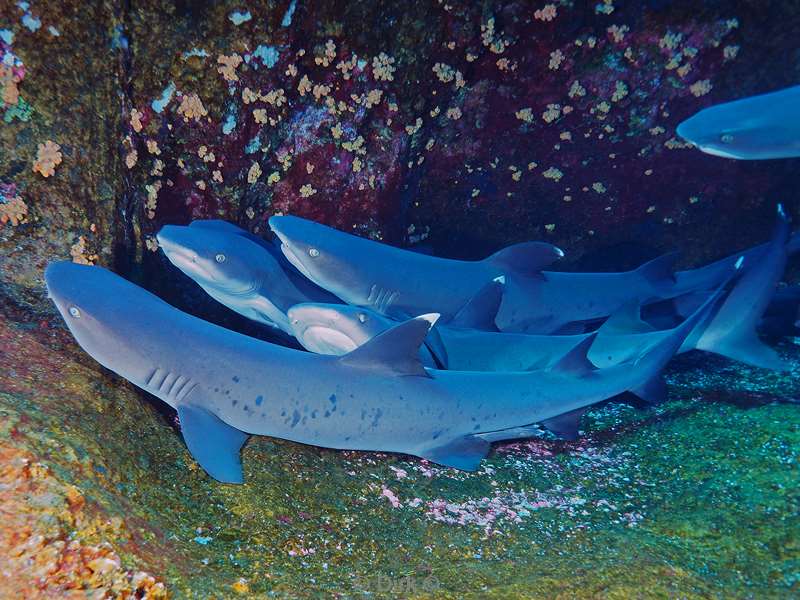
215, 253, 226, 263
309, 248, 320, 258
357, 313, 367, 323
68, 306, 81, 318
720, 133, 734, 144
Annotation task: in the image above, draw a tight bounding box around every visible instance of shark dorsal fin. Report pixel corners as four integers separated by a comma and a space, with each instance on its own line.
449, 277, 504, 330
338, 313, 439, 377
484, 242, 564, 278
635, 251, 679, 286
598, 301, 656, 335
549, 332, 598, 375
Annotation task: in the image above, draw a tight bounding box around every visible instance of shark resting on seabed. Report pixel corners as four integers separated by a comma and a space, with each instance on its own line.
44, 259, 735, 483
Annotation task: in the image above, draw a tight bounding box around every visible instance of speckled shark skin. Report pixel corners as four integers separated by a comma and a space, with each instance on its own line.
268, 214, 682, 334
44, 261, 723, 484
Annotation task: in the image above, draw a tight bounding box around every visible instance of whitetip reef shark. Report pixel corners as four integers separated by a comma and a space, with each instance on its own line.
677, 84, 800, 160
268, 214, 680, 333
287, 293, 593, 372
269, 214, 567, 323
156, 220, 339, 335
44, 261, 730, 483
288, 204, 791, 372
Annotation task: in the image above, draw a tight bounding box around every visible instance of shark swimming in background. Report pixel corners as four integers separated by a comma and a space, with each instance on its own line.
268, 214, 679, 333
44, 260, 728, 482
677, 84, 800, 160
157, 220, 339, 336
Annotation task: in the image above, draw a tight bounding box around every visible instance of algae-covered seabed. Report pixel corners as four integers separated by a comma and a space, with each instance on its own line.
2, 0, 800, 597
2, 308, 799, 598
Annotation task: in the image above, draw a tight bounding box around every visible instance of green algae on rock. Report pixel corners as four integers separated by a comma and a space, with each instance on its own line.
2, 301, 799, 597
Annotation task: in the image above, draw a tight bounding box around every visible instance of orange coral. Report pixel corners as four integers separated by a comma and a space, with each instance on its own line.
0, 196, 28, 227
33, 140, 63, 178
176, 93, 208, 122
0, 444, 167, 599
217, 53, 243, 82
0, 64, 20, 106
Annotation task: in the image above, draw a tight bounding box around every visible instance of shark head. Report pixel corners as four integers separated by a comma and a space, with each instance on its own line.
287, 303, 391, 355
157, 224, 270, 297
268, 215, 374, 303
45, 261, 161, 384
676, 87, 800, 160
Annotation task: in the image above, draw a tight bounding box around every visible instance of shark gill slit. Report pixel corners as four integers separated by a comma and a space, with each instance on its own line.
367, 284, 398, 312
167, 374, 187, 398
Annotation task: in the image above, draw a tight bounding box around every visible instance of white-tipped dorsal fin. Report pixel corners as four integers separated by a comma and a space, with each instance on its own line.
484, 241, 563, 278
338, 313, 439, 377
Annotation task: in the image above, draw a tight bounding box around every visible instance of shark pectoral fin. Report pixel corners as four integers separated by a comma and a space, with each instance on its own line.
599, 301, 656, 335
636, 251, 679, 293
549, 332, 598, 376
420, 435, 491, 471
630, 375, 668, 406
540, 408, 586, 440
484, 241, 564, 278
449, 279, 504, 330
339, 314, 439, 377
707, 334, 790, 371
177, 405, 249, 484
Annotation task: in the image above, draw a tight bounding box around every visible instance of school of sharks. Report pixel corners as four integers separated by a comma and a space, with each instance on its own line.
45, 84, 800, 484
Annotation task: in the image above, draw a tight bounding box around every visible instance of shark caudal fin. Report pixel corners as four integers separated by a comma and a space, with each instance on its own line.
483, 241, 564, 278
693, 205, 791, 371
635, 251, 680, 295
702, 333, 788, 370
338, 313, 439, 377
632, 260, 742, 378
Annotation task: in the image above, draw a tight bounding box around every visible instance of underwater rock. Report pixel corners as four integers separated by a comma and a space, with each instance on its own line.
1, 0, 800, 596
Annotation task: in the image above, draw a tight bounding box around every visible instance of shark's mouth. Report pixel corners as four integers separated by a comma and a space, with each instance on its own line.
301, 326, 357, 355
164, 249, 217, 282
696, 143, 742, 159
280, 242, 317, 283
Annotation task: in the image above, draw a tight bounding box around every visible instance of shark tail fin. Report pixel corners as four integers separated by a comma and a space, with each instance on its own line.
632, 260, 741, 379
703, 333, 789, 371
338, 313, 439, 377
449, 277, 504, 330
483, 241, 564, 278
635, 251, 679, 295
693, 206, 790, 371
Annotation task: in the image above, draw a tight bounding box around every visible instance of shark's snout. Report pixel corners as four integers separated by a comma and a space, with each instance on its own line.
45, 261, 83, 309
157, 225, 214, 278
